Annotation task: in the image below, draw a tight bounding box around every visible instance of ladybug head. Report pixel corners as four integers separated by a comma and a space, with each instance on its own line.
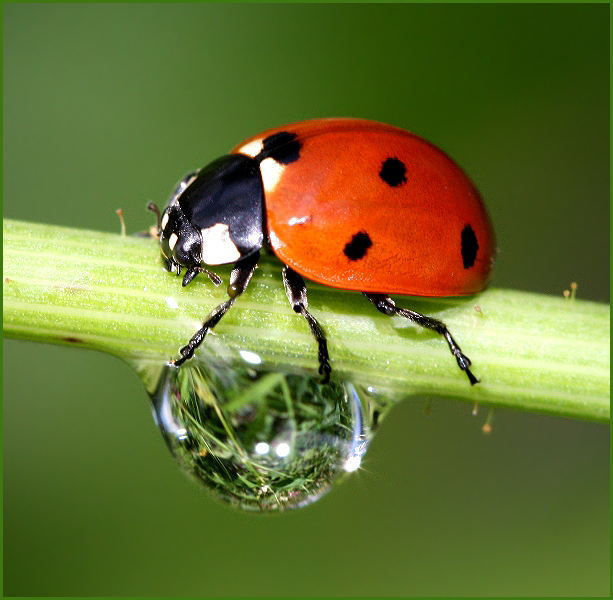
159, 204, 202, 275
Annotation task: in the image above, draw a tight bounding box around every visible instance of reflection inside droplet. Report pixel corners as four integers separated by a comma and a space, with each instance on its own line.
140, 359, 388, 512
275, 442, 291, 457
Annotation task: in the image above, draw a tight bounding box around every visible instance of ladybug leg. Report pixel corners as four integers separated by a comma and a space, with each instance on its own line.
182, 266, 222, 287
364, 293, 479, 385
172, 251, 260, 367
282, 266, 331, 384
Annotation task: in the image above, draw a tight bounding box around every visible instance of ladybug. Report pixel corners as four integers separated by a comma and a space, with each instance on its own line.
149, 118, 495, 385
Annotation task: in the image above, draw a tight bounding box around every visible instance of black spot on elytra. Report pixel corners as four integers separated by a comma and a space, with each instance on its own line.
461, 225, 479, 268
344, 231, 372, 261
258, 131, 301, 164
379, 157, 407, 187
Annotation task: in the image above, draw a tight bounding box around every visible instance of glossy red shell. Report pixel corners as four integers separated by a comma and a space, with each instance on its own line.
233, 118, 495, 297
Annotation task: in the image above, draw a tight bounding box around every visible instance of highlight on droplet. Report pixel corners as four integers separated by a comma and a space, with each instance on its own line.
342, 455, 362, 472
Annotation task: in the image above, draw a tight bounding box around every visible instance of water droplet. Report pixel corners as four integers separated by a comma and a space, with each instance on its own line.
138, 359, 388, 511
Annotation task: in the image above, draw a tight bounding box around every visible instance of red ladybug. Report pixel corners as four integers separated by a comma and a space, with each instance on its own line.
149, 118, 496, 384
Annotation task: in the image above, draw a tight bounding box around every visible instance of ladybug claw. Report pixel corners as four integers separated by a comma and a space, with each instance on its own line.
171, 345, 194, 367
464, 366, 479, 386
318, 362, 332, 385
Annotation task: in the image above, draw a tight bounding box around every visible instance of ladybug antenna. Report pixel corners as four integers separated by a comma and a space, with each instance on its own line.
147, 202, 162, 233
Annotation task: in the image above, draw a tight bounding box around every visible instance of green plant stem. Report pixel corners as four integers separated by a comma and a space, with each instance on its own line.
3, 218, 609, 423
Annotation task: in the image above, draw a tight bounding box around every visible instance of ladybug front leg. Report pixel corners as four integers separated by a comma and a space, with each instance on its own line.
282, 266, 331, 384
181, 266, 222, 287
172, 251, 260, 367
364, 293, 478, 385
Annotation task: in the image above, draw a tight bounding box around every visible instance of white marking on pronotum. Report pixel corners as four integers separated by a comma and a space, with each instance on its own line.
267, 230, 284, 253
161, 211, 169, 230
172, 174, 197, 203
259, 157, 285, 193
184, 173, 198, 189
168, 232, 179, 250
238, 139, 264, 158
200, 223, 241, 265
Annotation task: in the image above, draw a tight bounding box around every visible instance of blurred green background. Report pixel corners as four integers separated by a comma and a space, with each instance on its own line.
3, 4, 609, 596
